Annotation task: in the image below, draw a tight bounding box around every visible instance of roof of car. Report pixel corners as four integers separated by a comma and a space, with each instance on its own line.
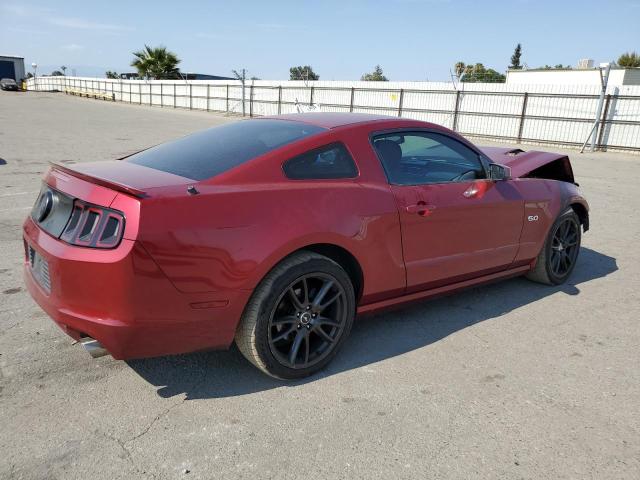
262, 112, 405, 129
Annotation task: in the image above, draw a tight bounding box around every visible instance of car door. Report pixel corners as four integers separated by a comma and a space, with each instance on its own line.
372, 130, 524, 293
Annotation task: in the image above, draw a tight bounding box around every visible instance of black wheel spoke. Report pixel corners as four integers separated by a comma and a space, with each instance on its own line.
551, 252, 561, 274
318, 291, 342, 311
272, 325, 296, 343
288, 287, 305, 310
312, 279, 334, 309
303, 334, 310, 364
301, 277, 309, 305
288, 330, 306, 365
272, 315, 297, 327
317, 316, 341, 328
313, 325, 335, 343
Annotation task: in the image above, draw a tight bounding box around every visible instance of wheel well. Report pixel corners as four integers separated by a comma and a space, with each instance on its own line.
297, 244, 364, 301
570, 203, 589, 232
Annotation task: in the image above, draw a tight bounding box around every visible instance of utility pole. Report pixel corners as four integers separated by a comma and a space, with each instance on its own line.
590, 63, 611, 152
581, 62, 612, 153
31, 63, 37, 90
232, 68, 246, 116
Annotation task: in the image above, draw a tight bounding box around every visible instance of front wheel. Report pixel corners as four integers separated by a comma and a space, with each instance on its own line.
526, 208, 582, 285
235, 251, 356, 379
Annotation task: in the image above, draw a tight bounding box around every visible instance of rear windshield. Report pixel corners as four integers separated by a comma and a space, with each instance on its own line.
126, 119, 326, 180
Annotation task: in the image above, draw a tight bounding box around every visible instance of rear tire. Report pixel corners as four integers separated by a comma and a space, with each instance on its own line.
235, 251, 356, 379
526, 208, 581, 285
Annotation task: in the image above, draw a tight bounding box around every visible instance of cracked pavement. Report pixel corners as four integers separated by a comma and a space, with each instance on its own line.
1, 91, 639, 479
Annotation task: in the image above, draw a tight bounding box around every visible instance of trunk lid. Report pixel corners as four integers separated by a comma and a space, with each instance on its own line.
50, 161, 194, 198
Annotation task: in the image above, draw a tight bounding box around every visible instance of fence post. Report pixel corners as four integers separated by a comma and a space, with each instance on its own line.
160, 83, 163, 107
173, 83, 176, 108
596, 94, 612, 150
129, 83, 132, 103
139, 83, 142, 105
452, 90, 461, 131
225, 84, 229, 112
349, 87, 355, 112
310, 86, 314, 106
397, 89, 404, 117
278, 85, 282, 115
206, 84, 210, 111
517, 92, 529, 143
150, 83, 153, 106
189, 84, 192, 110
249, 84, 254, 117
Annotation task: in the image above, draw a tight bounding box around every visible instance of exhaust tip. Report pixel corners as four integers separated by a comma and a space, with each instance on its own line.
80, 338, 108, 358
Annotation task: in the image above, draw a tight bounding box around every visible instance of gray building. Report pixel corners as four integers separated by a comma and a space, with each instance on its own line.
0, 55, 26, 81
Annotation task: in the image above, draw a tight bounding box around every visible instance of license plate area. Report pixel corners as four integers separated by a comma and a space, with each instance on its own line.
28, 244, 51, 294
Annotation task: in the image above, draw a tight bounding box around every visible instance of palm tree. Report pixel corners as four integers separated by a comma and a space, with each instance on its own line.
131, 45, 181, 79
617, 52, 640, 68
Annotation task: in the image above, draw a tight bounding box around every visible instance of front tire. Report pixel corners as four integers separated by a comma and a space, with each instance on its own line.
235, 251, 356, 379
526, 208, 582, 285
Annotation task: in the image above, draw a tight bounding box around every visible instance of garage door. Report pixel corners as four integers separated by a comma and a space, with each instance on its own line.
0, 61, 17, 80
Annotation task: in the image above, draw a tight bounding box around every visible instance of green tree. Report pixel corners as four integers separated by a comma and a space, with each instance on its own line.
131, 45, 181, 79
460, 63, 505, 83
509, 43, 523, 70
51, 70, 64, 76
540, 64, 572, 70
289, 65, 319, 80
617, 51, 640, 67
361, 65, 388, 81
105, 71, 120, 79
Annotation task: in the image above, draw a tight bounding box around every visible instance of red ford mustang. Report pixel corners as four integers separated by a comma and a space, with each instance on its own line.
23, 113, 589, 379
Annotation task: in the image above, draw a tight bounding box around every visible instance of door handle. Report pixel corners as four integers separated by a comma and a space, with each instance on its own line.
463, 184, 479, 198
405, 202, 434, 216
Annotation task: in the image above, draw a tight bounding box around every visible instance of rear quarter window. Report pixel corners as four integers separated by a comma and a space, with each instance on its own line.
283, 143, 358, 180
126, 119, 326, 180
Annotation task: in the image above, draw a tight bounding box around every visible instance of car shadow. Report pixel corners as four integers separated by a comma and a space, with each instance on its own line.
127, 247, 617, 399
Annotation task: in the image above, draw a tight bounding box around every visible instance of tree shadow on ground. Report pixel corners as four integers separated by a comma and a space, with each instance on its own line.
127, 247, 617, 399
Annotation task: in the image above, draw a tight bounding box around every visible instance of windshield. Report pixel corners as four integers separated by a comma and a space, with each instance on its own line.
126, 119, 325, 180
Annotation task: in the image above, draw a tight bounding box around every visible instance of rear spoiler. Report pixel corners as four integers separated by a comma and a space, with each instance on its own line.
49, 162, 147, 198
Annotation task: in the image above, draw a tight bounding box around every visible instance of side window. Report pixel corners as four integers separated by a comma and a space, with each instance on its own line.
372, 132, 485, 185
283, 143, 358, 180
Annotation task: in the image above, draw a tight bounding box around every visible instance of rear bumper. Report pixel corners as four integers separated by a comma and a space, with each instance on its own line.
22, 217, 250, 360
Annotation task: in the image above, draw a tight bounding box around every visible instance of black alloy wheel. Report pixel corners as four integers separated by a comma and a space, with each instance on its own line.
268, 273, 348, 369
235, 251, 356, 379
526, 208, 582, 285
549, 216, 580, 278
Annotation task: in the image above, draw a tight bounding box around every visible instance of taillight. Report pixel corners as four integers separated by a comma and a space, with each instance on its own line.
60, 200, 125, 249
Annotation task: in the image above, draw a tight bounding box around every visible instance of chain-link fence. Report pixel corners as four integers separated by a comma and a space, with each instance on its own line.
27, 76, 640, 153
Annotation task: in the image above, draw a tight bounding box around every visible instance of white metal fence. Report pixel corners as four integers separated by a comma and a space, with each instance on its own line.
26, 76, 640, 153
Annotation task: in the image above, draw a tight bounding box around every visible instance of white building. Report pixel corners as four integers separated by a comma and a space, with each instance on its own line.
506, 67, 640, 87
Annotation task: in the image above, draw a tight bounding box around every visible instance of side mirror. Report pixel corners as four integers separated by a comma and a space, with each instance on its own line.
488, 163, 512, 181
